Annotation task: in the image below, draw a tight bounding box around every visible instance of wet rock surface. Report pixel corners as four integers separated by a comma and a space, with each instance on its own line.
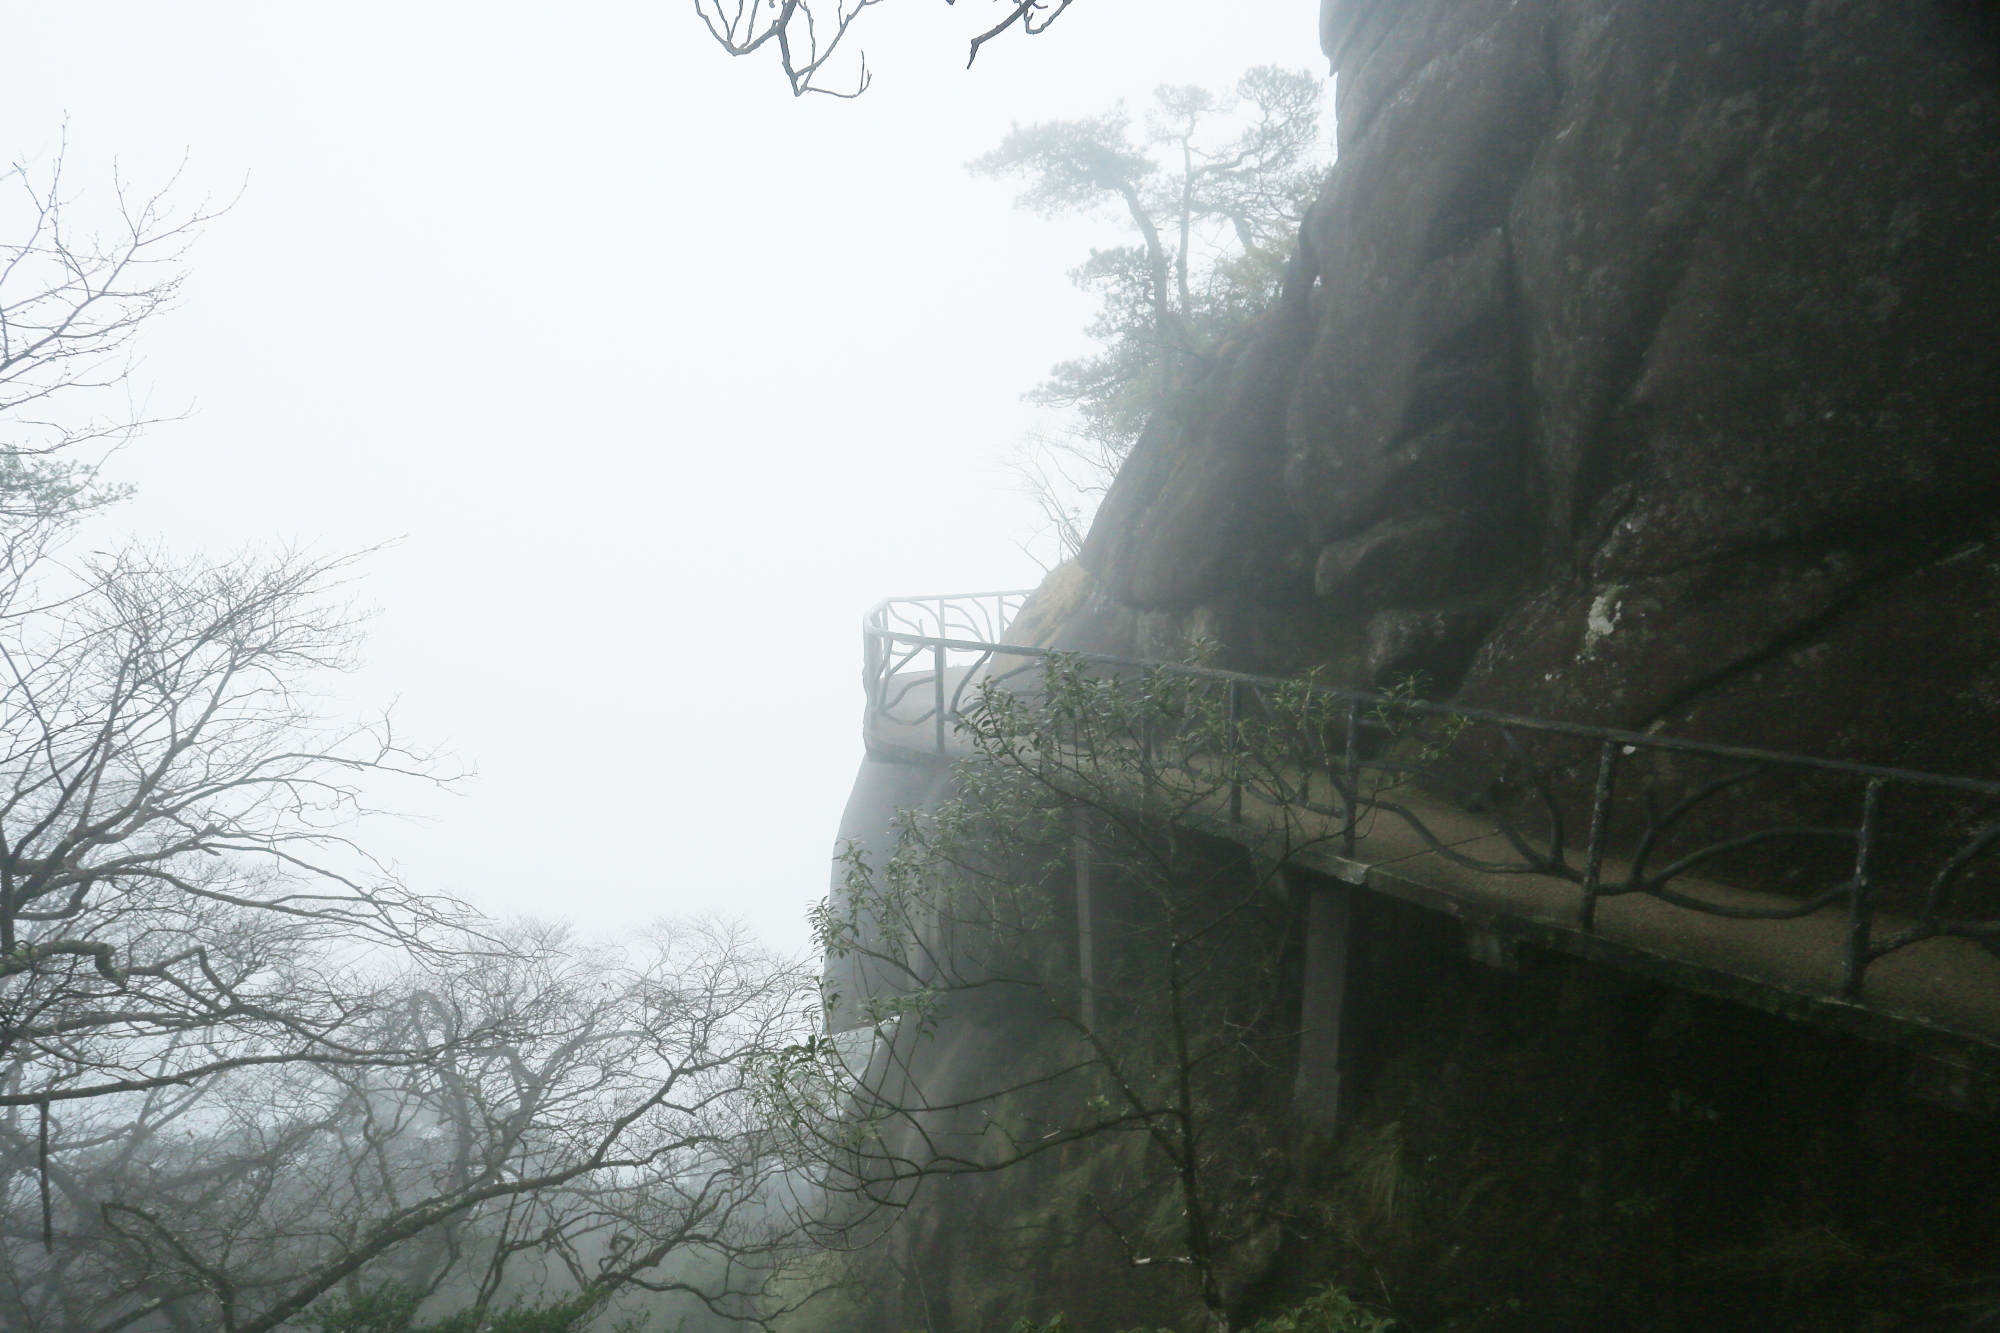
1060, 0, 2000, 758
816, 10, 2000, 1327
1012, 0, 2000, 914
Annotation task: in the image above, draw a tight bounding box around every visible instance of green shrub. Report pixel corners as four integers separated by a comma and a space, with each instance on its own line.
1246, 1285, 1397, 1333
998, 1284, 1395, 1333
300, 1285, 610, 1333
299, 1286, 424, 1333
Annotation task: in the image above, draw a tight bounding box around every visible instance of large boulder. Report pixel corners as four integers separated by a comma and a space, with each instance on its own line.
1052, 0, 2000, 910
1065, 0, 2000, 746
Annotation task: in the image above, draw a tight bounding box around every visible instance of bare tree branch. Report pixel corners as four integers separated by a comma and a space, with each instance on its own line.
697, 0, 1085, 96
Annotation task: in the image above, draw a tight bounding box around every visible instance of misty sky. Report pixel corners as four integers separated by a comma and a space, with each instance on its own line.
0, 2, 1327, 953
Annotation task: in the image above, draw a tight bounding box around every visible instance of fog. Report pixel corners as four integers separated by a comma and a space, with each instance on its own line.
0, 1, 1323, 952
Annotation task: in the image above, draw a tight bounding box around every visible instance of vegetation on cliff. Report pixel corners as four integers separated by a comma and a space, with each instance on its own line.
971, 68, 1328, 564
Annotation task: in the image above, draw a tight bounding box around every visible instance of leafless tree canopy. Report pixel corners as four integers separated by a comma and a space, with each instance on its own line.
0, 922, 818, 1333
0, 543, 475, 1115
0, 148, 465, 1127
0, 146, 830, 1332
1000, 424, 1126, 567
695, 0, 1080, 98
0, 140, 225, 529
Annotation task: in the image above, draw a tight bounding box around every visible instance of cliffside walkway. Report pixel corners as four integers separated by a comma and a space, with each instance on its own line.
859, 592, 2000, 1100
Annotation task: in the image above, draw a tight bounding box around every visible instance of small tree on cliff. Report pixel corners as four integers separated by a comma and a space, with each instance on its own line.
971, 68, 1329, 560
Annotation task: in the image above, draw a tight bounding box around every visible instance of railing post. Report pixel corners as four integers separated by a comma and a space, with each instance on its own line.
1073, 804, 1097, 1030
864, 627, 878, 728
932, 641, 948, 754
1289, 866, 1354, 1134
1580, 741, 1621, 934
1342, 700, 1360, 857
1228, 679, 1243, 824
1843, 779, 1884, 997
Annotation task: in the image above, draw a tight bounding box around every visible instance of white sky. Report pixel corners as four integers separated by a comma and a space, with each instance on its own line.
0, 1, 1326, 955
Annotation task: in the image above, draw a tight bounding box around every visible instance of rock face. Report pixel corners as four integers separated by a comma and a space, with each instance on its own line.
812, 12, 2000, 1327
1053, 0, 2000, 789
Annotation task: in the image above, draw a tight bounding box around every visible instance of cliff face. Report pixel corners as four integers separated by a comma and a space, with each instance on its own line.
798, 886, 2000, 1333
1040, 0, 2000, 788
805, 7, 2000, 1329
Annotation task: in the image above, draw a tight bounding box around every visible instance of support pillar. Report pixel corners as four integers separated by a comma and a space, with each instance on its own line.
1073, 805, 1096, 1030
1291, 868, 1354, 1132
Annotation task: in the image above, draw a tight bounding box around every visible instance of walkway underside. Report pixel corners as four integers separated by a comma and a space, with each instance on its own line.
866, 683, 2000, 1085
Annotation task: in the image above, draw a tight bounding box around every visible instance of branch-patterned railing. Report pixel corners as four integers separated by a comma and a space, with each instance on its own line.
863, 591, 2000, 1000
864, 591, 1033, 754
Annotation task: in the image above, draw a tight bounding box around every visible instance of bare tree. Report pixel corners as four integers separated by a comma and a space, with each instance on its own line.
0, 139, 836, 1333
999, 424, 1127, 569
0, 920, 819, 1333
0, 142, 491, 1130
0, 143, 481, 1329
696, 0, 1081, 98
0, 541, 481, 1119
0, 137, 224, 533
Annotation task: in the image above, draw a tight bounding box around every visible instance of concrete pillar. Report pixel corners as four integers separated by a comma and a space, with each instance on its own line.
1073, 805, 1097, 1030
1462, 924, 1520, 972
1291, 869, 1354, 1131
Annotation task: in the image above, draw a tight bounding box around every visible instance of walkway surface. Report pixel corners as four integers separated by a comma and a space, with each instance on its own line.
864, 665, 2000, 1091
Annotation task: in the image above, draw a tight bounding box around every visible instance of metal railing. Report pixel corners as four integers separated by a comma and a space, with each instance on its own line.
864, 591, 1033, 754
862, 592, 2000, 1000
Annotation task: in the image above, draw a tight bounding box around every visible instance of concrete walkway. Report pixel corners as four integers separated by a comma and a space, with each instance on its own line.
864, 669, 2000, 1089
